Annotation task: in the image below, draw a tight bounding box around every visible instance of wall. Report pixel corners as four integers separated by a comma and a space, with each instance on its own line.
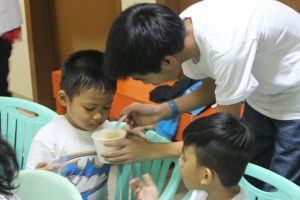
9, 0, 299, 101
8, 0, 153, 101
122, 0, 155, 10
51, 0, 121, 67
9, 0, 33, 100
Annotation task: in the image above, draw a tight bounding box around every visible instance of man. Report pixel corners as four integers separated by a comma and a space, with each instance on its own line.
103, 0, 300, 187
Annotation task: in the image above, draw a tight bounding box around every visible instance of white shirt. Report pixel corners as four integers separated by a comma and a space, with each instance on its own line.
180, 0, 300, 120
190, 188, 248, 200
0, 0, 22, 36
26, 115, 112, 200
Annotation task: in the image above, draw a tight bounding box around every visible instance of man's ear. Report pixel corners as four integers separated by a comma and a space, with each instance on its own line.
58, 90, 69, 107
199, 167, 213, 185
163, 55, 177, 66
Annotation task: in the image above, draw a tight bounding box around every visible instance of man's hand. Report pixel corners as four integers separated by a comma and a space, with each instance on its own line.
123, 124, 155, 140
101, 134, 151, 164
121, 103, 170, 128
130, 174, 159, 200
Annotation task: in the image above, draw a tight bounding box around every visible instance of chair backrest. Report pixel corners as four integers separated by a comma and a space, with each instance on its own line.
113, 128, 181, 200
239, 163, 300, 200
14, 170, 82, 200
182, 191, 192, 200
0, 97, 57, 169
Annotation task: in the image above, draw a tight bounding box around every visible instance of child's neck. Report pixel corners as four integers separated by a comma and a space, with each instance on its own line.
206, 185, 240, 200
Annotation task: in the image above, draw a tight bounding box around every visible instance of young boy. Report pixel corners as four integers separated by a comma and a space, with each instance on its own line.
26, 50, 117, 200
130, 113, 253, 200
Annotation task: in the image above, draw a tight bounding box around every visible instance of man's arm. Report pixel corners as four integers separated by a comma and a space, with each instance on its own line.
146, 141, 183, 160
163, 78, 216, 118
172, 78, 242, 117
216, 103, 242, 117
101, 136, 183, 164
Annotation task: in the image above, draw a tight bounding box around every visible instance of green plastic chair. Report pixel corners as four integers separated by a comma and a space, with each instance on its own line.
113, 127, 181, 200
182, 191, 192, 200
14, 170, 82, 200
0, 97, 57, 169
239, 163, 300, 200
181, 162, 300, 200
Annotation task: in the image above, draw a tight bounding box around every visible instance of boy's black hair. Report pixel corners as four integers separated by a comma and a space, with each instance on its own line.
0, 138, 19, 195
60, 50, 117, 100
183, 112, 253, 187
104, 3, 185, 79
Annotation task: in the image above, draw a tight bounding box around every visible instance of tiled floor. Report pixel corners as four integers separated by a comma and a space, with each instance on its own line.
108, 166, 188, 200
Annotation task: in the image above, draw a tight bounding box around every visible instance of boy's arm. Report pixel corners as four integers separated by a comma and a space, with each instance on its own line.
26, 138, 62, 171
26, 125, 58, 170
26, 138, 53, 169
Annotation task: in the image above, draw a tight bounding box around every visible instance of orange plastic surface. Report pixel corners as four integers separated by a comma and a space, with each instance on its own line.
52, 70, 66, 114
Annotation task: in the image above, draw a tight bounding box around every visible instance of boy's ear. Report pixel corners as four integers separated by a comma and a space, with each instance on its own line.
163, 55, 177, 66
58, 90, 69, 107
199, 167, 213, 185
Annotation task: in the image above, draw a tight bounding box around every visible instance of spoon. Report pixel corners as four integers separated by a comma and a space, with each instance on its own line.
115, 113, 128, 129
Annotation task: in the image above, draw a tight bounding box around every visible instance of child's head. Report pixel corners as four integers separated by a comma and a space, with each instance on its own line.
104, 3, 185, 82
59, 50, 117, 131
180, 112, 253, 190
0, 138, 19, 195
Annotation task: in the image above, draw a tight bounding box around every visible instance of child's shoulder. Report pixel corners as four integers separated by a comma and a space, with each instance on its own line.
34, 115, 69, 138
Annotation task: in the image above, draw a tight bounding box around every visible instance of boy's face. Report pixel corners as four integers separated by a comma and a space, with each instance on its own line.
179, 145, 202, 190
60, 88, 114, 131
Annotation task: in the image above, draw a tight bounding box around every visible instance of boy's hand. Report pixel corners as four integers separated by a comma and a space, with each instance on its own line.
130, 173, 159, 200
35, 162, 61, 171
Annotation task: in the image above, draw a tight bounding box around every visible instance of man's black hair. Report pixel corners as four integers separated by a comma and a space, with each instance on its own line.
183, 112, 254, 187
104, 3, 185, 79
60, 50, 117, 100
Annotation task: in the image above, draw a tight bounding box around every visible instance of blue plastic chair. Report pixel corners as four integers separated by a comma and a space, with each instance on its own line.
0, 97, 57, 169
239, 163, 300, 200
14, 170, 82, 200
113, 126, 181, 200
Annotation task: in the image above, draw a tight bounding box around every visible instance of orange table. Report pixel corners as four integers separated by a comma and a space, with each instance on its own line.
52, 70, 243, 141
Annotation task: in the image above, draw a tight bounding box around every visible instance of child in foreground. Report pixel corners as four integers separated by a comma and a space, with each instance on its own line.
130, 112, 253, 200
26, 50, 117, 200
0, 137, 20, 200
